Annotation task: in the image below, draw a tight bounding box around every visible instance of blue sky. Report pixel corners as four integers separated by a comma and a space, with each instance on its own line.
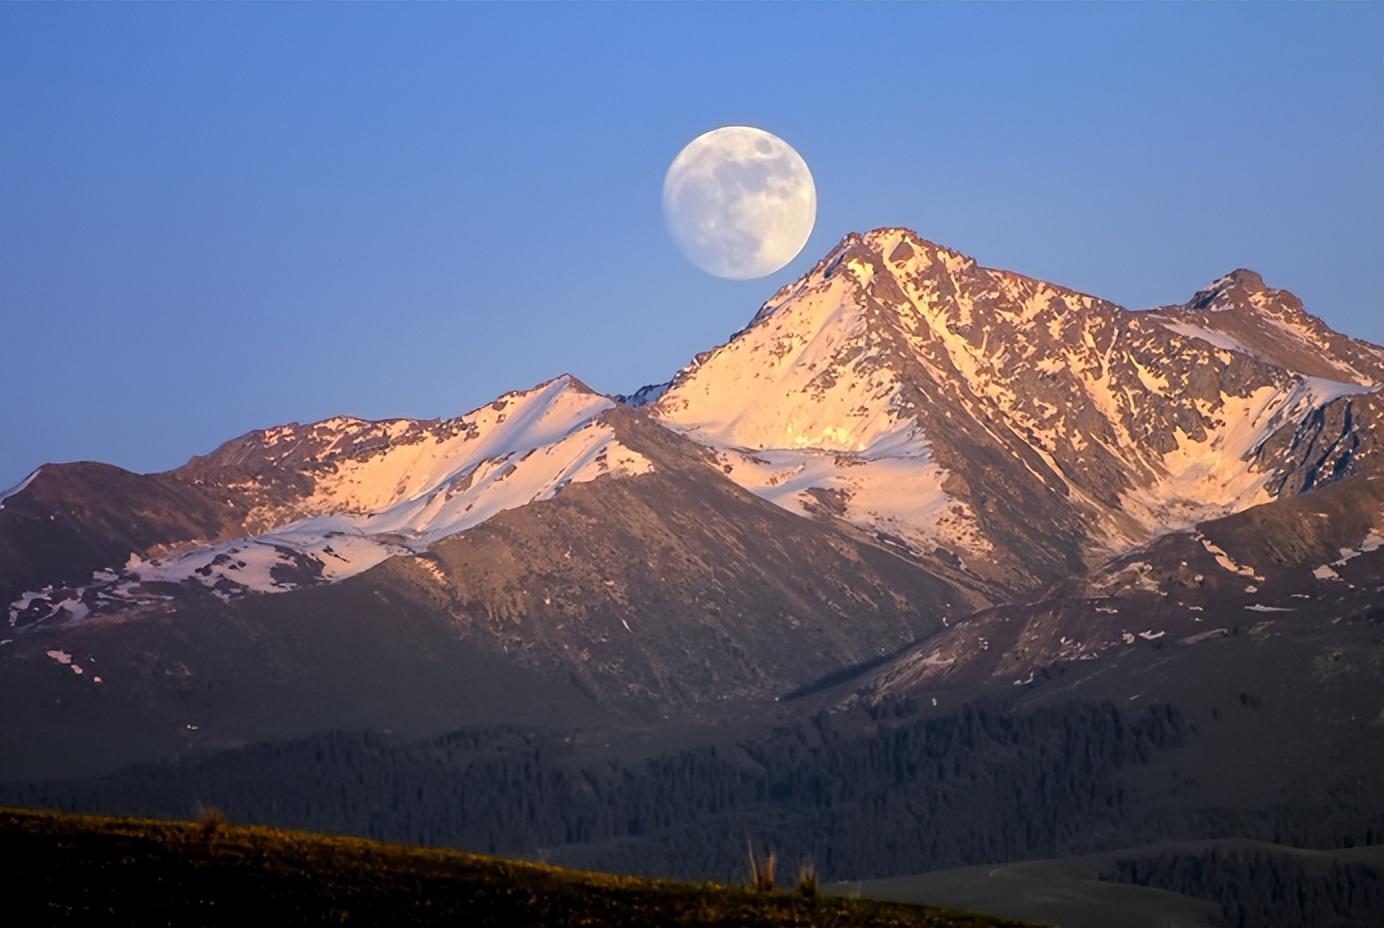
2, 2, 1381, 488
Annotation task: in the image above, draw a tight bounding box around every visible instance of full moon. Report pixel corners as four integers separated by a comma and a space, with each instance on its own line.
662, 126, 817, 280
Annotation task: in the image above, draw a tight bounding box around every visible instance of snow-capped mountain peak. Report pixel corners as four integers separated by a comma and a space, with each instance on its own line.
649, 228, 1381, 588
6, 228, 1379, 628
7, 373, 655, 626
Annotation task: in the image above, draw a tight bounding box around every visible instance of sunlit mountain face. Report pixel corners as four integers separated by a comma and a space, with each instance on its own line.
3, 231, 1381, 915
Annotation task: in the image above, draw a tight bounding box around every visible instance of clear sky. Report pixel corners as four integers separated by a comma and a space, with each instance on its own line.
2, 2, 1381, 488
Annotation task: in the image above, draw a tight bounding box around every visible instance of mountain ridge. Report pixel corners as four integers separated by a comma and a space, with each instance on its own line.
6, 227, 1378, 619
651, 228, 1378, 584
2, 226, 1380, 784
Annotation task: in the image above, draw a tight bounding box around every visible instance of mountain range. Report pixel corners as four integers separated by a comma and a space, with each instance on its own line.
2, 229, 1381, 905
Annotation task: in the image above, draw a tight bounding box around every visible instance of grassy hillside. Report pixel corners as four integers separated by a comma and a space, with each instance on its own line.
832, 840, 1384, 928
0, 808, 1030, 927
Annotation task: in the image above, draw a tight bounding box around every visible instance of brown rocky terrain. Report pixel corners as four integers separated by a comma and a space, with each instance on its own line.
2, 228, 1379, 797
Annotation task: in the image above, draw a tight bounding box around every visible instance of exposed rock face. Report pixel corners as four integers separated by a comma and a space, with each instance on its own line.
176, 374, 637, 534
3, 376, 656, 625
1, 227, 1380, 780
1148, 269, 1384, 384
412, 408, 979, 710
653, 229, 1380, 588
0, 463, 250, 609
850, 462, 1384, 705
0, 407, 982, 780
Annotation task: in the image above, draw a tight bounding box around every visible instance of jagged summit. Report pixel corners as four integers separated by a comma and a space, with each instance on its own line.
1152, 267, 1383, 384
1187, 267, 1297, 314
809, 228, 979, 284
1217, 267, 1268, 291
837, 227, 973, 261
649, 226, 1380, 588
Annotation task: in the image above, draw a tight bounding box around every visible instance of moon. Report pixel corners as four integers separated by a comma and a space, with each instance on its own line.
662, 126, 817, 280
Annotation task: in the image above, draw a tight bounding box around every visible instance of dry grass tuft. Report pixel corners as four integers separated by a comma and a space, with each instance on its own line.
796, 859, 818, 898
196, 805, 228, 844
746, 838, 777, 893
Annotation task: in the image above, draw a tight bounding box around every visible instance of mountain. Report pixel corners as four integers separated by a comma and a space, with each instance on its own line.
2, 375, 648, 617
845, 468, 1384, 703
1, 376, 976, 780
1146, 268, 1384, 384
2, 228, 1380, 830
649, 229, 1380, 589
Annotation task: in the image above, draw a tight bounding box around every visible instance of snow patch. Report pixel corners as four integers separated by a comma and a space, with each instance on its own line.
1199, 537, 1263, 580
712, 441, 982, 558
1332, 531, 1384, 567
1153, 319, 1257, 357
45, 648, 88, 678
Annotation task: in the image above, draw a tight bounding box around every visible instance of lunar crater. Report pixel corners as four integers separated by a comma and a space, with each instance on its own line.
663, 126, 817, 280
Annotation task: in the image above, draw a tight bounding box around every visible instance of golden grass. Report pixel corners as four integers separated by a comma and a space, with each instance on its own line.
0, 807, 1036, 927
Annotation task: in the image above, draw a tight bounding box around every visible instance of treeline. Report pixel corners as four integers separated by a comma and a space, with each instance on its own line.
1107, 846, 1384, 928
4, 699, 1198, 881
17, 695, 1381, 884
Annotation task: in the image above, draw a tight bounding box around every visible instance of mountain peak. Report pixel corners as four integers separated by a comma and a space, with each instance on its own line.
799, 229, 977, 297
862, 225, 961, 252
838, 227, 975, 267
1189, 268, 1302, 316
543, 372, 598, 396
1221, 268, 1267, 291
1153, 267, 1382, 384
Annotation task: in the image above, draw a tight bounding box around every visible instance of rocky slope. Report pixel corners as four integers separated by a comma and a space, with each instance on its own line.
846, 469, 1384, 705
1, 403, 979, 780
2, 227, 1380, 781
650, 229, 1380, 589
3, 375, 655, 626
